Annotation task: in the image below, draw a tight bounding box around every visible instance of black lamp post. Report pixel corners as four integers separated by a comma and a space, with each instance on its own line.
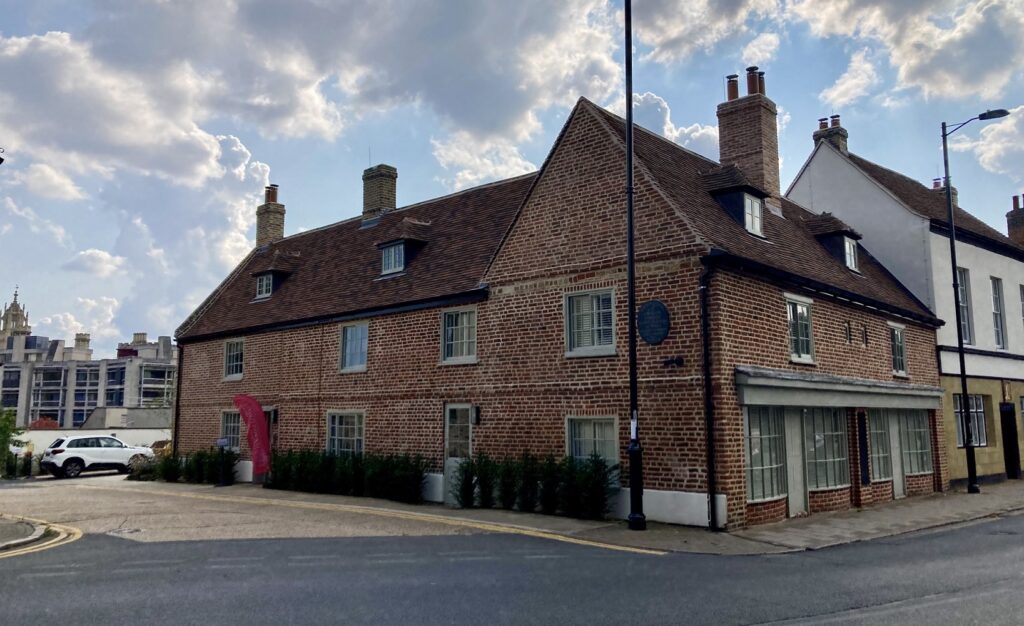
624, 0, 646, 531
941, 108, 1009, 494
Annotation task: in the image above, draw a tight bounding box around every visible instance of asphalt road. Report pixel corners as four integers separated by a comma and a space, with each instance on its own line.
2, 504, 1024, 625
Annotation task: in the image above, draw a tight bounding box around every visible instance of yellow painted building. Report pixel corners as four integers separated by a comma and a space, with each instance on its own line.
941, 376, 1024, 482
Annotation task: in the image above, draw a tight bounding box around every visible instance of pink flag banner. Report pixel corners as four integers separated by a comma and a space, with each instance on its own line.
233, 394, 271, 477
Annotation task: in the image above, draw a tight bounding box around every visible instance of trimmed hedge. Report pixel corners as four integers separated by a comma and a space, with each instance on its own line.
450, 452, 617, 520
166, 448, 239, 485
265, 450, 428, 505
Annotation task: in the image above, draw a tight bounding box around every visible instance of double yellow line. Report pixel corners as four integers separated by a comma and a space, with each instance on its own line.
0, 514, 83, 560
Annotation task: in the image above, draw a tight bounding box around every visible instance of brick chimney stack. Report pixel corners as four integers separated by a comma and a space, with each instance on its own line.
717, 66, 780, 197
1007, 194, 1024, 246
363, 164, 398, 219
813, 114, 849, 154
932, 178, 959, 207
256, 184, 285, 247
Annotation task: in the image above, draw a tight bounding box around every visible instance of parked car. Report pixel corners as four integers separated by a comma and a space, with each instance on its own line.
41, 436, 155, 478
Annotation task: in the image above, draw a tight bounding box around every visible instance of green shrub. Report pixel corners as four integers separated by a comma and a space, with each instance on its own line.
497, 457, 518, 510
517, 452, 539, 513
580, 454, 616, 520
332, 452, 354, 495
474, 453, 496, 509
451, 457, 476, 508
538, 455, 560, 515
20, 452, 33, 477
127, 457, 159, 481
182, 451, 204, 483
158, 454, 181, 482
558, 456, 584, 518
392, 454, 427, 504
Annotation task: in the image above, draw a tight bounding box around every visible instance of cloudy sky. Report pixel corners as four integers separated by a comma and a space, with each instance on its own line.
1, 0, 1022, 357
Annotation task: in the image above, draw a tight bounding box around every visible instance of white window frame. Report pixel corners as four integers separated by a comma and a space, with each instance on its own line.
255, 274, 273, 299
440, 306, 478, 365
844, 236, 859, 271
785, 293, 815, 364
744, 194, 763, 236
744, 406, 787, 503
992, 276, 1008, 349
898, 409, 933, 476
566, 415, 618, 462
954, 394, 988, 448
867, 410, 892, 482
220, 410, 241, 452
565, 288, 616, 358
223, 339, 244, 380
326, 411, 365, 455
888, 322, 907, 376
956, 267, 974, 345
445, 403, 473, 460
381, 243, 405, 275
803, 407, 850, 491
339, 322, 369, 372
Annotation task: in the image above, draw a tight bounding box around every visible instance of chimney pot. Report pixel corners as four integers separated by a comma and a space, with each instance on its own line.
1007, 194, 1024, 245
745, 66, 759, 95
757, 71, 766, 95
363, 164, 398, 219
1015, 195, 1021, 211
264, 184, 278, 204
933, 178, 942, 189
726, 74, 739, 101
818, 118, 829, 130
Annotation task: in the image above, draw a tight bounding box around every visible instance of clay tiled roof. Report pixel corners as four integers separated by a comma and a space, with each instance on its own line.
847, 153, 1022, 251
584, 102, 936, 322
177, 173, 536, 340
802, 213, 861, 239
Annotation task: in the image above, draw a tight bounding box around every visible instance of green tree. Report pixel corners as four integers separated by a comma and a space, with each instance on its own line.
0, 409, 26, 479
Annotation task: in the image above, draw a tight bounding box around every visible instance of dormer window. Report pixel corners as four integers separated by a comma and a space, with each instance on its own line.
744, 194, 763, 236
255, 274, 273, 299
844, 237, 858, 271
381, 242, 404, 275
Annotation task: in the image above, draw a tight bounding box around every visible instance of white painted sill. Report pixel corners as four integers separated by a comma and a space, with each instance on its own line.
746, 494, 788, 505
440, 357, 478, 366
222, 374, 243, 382
893, 370, 909, 378
566, 347, 617, 359
790, 355, 815, 365
339, 365, 367, 374
807, 484, 851, 493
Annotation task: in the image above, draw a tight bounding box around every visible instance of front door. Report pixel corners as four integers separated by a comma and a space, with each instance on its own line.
443, 404, 472, 506
1000, 403, 1021, 479
784, 408, 807, 516
888, 413, 906, 498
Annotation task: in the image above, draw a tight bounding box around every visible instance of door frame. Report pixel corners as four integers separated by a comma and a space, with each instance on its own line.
888, 412, 906, 498
443, 403, 473, 505
999, 402, 1021, 479
784, 407, 807, 517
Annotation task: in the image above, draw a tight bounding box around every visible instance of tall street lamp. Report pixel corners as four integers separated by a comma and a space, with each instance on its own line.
941, 108, 1009, 494
623, 0, 646, 532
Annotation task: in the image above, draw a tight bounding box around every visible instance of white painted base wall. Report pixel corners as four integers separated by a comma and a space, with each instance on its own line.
235, 460, 253, 483
611, 488, 726, 528
423, 472, 445, 503
14, 428, 171, 454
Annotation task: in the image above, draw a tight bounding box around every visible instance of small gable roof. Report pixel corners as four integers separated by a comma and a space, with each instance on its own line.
802, 213, 861, 239
177, 173, 536, 341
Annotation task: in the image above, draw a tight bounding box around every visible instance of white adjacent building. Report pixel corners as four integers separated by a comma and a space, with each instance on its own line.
788, 117, 1024, 483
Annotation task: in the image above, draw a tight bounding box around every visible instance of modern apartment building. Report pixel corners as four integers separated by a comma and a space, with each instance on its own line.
0, 298, 178, 429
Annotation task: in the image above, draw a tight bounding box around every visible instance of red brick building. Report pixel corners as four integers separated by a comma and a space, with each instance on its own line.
175, 68, 948, 529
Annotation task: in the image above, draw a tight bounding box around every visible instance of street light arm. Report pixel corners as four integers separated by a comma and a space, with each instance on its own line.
942, 117, 979, 138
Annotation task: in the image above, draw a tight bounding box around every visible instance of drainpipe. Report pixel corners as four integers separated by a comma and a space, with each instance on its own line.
171, 343, 184, 458
700, 263, 720, 531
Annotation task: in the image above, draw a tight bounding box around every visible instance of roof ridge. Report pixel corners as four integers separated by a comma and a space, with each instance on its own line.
278, 171, 539, 244
585, 99, 721, 168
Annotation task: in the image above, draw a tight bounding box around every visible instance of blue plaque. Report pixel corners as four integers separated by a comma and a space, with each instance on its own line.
637, 300, 670, 345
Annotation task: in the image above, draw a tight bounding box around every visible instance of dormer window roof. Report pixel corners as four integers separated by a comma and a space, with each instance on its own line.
381, 242, 405, 275
802, 212, 863, 272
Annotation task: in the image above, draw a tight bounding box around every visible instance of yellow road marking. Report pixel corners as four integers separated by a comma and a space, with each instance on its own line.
0, 514, 83, 560
79, 484, 666, 556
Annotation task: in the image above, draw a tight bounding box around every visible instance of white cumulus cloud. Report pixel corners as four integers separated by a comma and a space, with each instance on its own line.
36, 296, 121, 341
10, 163, 86, 200
62, 249, 127, 278
2, 196, 71, 247
632, 92, 719, 160
950, 105, 1024, 182
819, 49, 879, 109
633, 0, 781, 63
742, 32, 780, 66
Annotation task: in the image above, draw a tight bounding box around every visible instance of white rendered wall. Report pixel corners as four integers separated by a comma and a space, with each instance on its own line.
930, 232, 1024, 378
788, 144, 936, 309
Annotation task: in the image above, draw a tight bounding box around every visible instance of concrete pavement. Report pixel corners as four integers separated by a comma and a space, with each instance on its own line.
0, 516, 38, 549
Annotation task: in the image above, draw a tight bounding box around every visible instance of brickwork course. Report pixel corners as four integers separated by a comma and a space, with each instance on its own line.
176, 68, 949, 530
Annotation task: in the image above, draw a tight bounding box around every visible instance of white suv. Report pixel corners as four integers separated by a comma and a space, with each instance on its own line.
41, 435, 155, 478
